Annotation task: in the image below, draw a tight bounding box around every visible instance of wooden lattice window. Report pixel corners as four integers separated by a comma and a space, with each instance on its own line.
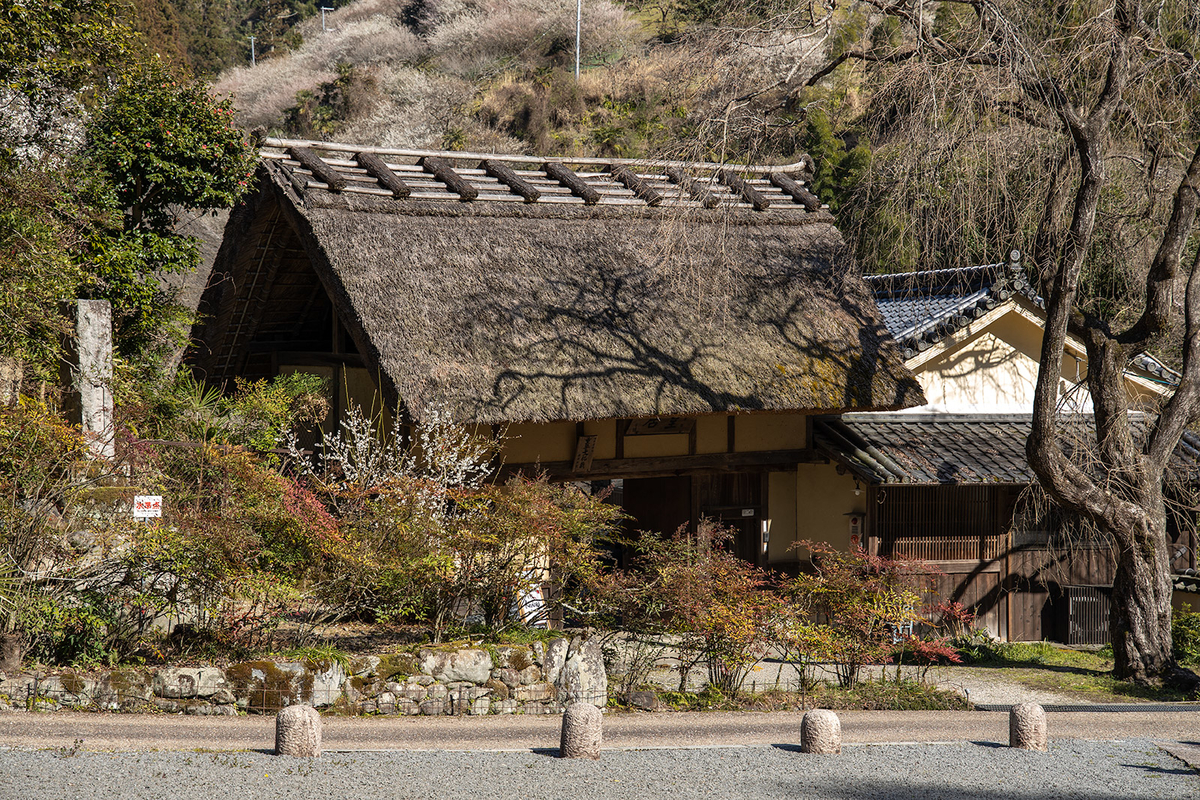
875, 485, 1006, 562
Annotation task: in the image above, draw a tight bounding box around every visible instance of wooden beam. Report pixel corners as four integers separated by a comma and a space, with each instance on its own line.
481, 159, 540, 203
357, 151, 411, 197
288, 147, 347, 192
278, 163, 310, 195
501, 448, 818, 481
420, 156, 479, 200
609, 165, 662, 206
544, 162, 601, 204
719, 169, 771, 211
769, 172, 822, 211
665, 166, 720, 208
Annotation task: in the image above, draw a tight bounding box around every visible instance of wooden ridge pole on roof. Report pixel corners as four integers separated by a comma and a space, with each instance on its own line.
769, 172, 822, 211
357, 151, 411, 197
664, 166, 720, 209
288, 146, 347, 192
420, 156, 479, 201
481, 159, 540, 203
544, 162, 601, 204
719, 169, 771, 211
609, 165, 663, 206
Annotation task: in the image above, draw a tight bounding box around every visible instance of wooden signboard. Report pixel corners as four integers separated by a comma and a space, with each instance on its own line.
572, 435, 598, 473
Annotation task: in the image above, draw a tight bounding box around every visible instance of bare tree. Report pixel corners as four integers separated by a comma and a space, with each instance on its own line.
785, 0, 1200, 688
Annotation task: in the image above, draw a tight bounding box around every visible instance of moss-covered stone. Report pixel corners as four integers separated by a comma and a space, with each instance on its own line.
226, 660, 306, 713
375, 652, 418, 682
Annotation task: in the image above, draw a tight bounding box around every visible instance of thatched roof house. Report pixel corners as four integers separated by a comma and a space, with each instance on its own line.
191, 138, 923, 568
193, 140, 921, 425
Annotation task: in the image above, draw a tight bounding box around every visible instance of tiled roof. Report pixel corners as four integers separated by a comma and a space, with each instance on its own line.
814, 413, 1200, 485
863, 260, 1033, 356
864, 259, 1179, 386
1175, 571, 1200, 595
259, 138, 828, 214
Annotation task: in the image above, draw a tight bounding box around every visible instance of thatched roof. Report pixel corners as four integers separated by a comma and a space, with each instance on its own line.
192, 141, 924, 425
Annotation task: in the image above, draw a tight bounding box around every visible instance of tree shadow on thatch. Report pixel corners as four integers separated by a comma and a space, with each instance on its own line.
473, 256, 915, 420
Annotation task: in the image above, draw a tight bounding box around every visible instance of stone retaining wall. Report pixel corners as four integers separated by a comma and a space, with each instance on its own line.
0, 636, 606, 716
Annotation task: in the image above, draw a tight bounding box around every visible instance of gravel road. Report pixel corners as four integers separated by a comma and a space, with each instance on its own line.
1, 739, 1197, 800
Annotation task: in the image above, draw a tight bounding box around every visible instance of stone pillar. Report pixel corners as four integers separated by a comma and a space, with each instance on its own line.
1009, 702, 1047, 751
276, 704, 322, 757
76, 300, 114, 461
0, 356, 20, 406
559, 701, 602, 759
800, 709, 841, 755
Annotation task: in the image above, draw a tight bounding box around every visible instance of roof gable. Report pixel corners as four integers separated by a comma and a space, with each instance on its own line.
866, 260, 1176, 412
193, 143, 926, 425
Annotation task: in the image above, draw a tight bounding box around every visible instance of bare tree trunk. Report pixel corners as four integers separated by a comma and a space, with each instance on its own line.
1107, 502, 1174, 683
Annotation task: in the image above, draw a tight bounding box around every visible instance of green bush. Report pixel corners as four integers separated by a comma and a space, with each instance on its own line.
18, 593, 118, 667
1174, 605, 1200, 667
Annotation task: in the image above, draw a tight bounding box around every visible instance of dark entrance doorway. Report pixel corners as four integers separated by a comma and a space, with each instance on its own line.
695, 473, 766, 567
621, 473, 767, 567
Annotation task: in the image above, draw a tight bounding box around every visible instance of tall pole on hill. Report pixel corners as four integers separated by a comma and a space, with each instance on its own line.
575, 0, 581, 79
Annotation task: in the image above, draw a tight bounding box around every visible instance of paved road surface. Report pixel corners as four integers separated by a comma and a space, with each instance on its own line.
2, 710, 1198, 754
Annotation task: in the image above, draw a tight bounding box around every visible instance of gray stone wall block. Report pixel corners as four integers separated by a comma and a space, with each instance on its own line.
275, 705, 321, 757
514, 682, 555, 702
420, 698, 447, 716
1009, 702, 1048, 751
493, 699, 519, 715
558, 637, 607, 706
349, 656, 380, 678
800, 709, 841, 755
309, 661, 346, 707
153, 667, 228, 699
517, 665, 542, 685
560, 701, 603, 759
417, 649, 493, 684
543, 639, 570, 685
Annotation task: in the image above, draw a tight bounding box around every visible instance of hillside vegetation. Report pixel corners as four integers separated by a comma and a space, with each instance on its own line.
211, 1, 826, 162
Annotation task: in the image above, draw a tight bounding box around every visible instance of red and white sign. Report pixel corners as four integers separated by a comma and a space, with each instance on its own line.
133, 495, 162, 519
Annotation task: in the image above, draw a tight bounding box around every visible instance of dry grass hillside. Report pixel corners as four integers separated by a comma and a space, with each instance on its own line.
213, 0, 832, 160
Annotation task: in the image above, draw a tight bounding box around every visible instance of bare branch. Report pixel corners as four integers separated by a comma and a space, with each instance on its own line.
1119, 143, 1200, 347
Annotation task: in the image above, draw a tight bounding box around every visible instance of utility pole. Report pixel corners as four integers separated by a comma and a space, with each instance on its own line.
321, 6, 333, 32
249, 35, 256, 67
575, 0, 582, 80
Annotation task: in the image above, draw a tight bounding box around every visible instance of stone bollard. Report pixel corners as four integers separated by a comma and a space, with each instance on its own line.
275, 704, 322, 757
800, 709, 841, 755
559, 701, 602, 759
1009, 702, 1047, 751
